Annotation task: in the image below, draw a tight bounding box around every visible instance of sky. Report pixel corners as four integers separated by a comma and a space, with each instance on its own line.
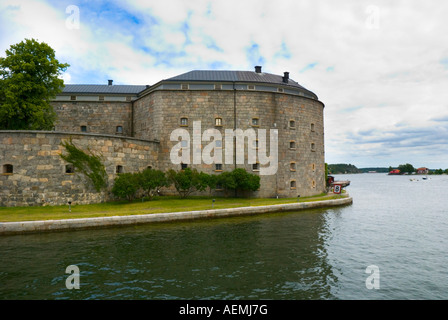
1, 0, 448, 169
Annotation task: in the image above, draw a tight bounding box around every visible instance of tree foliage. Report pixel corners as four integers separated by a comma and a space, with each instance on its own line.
166, 167, 201, 198
216, 168, 260, 196
397, 163, 415, 174
0, 38, 69, 130
111, 173, 140, 202
138, 168, 168, 199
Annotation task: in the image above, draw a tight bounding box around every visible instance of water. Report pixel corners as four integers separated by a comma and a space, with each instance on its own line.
1, 173, 447, 300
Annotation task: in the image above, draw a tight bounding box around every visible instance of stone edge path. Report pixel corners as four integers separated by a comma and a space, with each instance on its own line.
0, 196, 353, 235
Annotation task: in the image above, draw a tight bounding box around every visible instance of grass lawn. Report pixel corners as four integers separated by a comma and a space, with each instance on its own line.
0, 193, 348, 222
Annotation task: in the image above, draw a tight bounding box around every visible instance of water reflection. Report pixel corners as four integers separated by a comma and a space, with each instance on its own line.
0, 209, 338, 300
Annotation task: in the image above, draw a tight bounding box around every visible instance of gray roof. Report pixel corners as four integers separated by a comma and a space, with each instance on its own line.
61, 84, 147, 95
166, 70, 310, 91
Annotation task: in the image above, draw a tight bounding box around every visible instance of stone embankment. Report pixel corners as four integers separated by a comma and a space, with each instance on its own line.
0, 196, 352, 235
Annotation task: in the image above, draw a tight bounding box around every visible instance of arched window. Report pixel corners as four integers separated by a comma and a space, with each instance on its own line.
290, 180, 297, 189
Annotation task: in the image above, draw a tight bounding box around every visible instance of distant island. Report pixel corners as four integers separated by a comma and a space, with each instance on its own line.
328, 163, 448, 175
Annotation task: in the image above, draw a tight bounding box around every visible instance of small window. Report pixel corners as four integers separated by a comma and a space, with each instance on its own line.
215, 140, 222, 148
70, 95, 76, 101
147, 165, 153, 170
181, 163, 188, 170
80, 126, 87, 132
290, 162, 296, 171
215, 164, 223, 171
181, 84, 189, 90
215, 118, 223, 126
2, 164, 13, 174
181, 140, 188, 148
289, 141, 296, 149
277, 88, 284, 93
214, 84, 222, 90
65, 164, 75, 174
289, 120, 296, 128
312, 163, 316, 171
290, 180, 297, 189
312, 180, 316, 188
116, 126, 123, 134
180, 117, 188, 126
116, 165, 124, 174
311, 143, 316, 151
251, 118, 259, 127
99, 95, 105, 101
248, 85, 255, 90
311, 123, 315, 131
252, 163, 260, 171
126, 96, 132, 102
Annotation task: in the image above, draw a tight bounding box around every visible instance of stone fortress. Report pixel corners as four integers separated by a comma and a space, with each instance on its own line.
0, 66, 325, 207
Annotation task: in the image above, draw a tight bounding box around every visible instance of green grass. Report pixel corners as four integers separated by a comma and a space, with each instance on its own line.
0, 193, 348, 222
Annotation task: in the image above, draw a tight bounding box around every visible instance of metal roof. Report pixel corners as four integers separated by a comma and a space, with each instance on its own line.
61, 84, 147, 95
166, 70, 309, 90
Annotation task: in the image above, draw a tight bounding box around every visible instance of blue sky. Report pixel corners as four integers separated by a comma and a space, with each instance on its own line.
1, 0, 448, 169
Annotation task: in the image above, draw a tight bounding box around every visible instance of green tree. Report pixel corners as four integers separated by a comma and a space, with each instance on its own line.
138, 168, 169, 199
217, 168, 260, 197
0, 38, 69, 130
216, 171, 237, 196
397, 163, 415, 174
166, 167, 201, 198
111, 173, 140, 202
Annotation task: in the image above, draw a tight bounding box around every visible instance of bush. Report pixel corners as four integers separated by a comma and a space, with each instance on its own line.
139, 168, 168, 199
166, 168, 200, 198
111, 173, 140, 201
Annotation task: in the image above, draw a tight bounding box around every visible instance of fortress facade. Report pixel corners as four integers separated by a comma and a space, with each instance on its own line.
0, 67, 325, 207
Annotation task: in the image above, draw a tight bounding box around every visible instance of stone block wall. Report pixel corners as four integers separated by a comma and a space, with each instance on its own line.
52, 101, 133, 136
0, 131, 159, 207
134, 88, 325, 198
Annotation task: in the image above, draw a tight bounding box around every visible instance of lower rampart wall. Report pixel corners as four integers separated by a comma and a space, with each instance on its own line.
0, 131, 159, 207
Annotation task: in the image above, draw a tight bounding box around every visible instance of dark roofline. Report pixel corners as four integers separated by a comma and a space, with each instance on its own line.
138, 69, 319, 100
61, 84, 147, 95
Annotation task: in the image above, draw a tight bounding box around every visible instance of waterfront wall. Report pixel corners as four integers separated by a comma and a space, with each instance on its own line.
0, 131, 159, 207
0, 196, 353, 235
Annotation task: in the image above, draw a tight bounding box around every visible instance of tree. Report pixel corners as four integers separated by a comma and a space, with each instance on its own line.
397, 163, 415, 174
0, 38, 69, 130
138, 168, 169, 199
166, 167, 201, 198
111, 173, 140, 202
217, 168, 260, 197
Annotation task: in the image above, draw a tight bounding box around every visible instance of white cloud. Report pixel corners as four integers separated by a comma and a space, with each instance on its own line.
2, 0, 448, 168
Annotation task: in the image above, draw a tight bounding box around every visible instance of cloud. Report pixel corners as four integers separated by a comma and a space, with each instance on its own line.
2, 0, 448, 168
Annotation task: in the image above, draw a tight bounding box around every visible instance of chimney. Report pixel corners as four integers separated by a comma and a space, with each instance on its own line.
255, 66, 262, 73
282, 72, 289, 83
108, 80, 113, 86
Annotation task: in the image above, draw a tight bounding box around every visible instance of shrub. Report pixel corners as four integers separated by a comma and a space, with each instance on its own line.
138, 168, 169, 199
111, 173, 140, 201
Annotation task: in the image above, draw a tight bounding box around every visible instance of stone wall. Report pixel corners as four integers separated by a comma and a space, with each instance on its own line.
134, 88, 325, 198
52, 101, 133, 136
0, 131, 159, 207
